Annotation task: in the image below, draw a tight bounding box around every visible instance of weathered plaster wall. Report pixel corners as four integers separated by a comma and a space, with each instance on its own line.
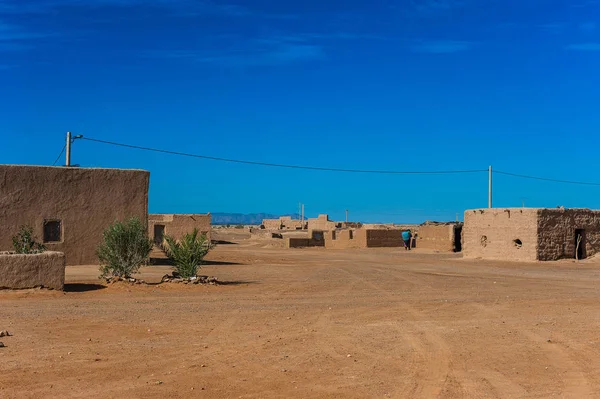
325, 229, 366, 249
463, 208, 539, 261
537, 209, 600, 261
0, 251, 65, 290
149, 214, 211, 243
0, 165, 149, 265
417, 224, 459, 251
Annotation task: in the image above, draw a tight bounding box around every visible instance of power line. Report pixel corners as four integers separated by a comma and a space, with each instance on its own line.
494, 170, 600, 187
80, 137, 486, 175
52, 144, 66, 166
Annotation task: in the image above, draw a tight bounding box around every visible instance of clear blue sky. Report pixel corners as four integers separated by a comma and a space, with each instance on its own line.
1, 0, 600, 223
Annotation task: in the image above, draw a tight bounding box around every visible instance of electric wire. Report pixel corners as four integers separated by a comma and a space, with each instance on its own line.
52, 145, 66, 166
80, 137, 486, 175
494, 170, 600, 187
75, 136, 600, 186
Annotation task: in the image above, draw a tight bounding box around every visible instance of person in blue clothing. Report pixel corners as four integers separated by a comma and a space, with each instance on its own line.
402, 229, 412, 250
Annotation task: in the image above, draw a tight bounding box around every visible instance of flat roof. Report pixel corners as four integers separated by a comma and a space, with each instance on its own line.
0, 164, 148, 173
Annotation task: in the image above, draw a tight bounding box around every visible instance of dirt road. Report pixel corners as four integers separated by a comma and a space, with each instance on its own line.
2, 243, 600, 398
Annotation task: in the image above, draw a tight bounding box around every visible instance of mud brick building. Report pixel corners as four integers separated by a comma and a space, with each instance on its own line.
463, 208, 600, 261
262, 216, 305, 230
0, 165, 149, 265
148, 214, 212, 245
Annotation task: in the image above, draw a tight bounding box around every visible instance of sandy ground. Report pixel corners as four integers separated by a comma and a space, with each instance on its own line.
3, 235, 600, 398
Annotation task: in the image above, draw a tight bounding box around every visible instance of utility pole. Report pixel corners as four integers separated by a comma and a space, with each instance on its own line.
488, 165, 493, 208
65, 132, 83, 167
345, 209, 349, 224
66, 132, 72, 166
301, 204, 305, 228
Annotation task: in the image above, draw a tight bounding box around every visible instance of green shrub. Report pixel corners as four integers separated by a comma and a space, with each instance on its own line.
163, 229, 211, 278
12, 225, 45, 254
97, 217, 153, 279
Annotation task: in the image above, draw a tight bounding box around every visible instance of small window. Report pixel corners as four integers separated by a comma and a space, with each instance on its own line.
44, 220, 62, 243
513, 239, 522, 249
332, 231, 336, 240
349, 230, 354, 240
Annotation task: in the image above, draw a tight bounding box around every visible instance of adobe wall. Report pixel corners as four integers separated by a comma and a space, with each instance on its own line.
262, 217, 305, 230
0, 165, 149, 265
537, 209, 600, 261
149, 214, 212, 243
0, 251, 65, 290
417, 224, 459, 252
308, 214, 338, 232
262, 219, 282, 230
365, 230, 404, 247
325, 229, 367, 249
286, 238, 311, 248
463, 208, 539, 261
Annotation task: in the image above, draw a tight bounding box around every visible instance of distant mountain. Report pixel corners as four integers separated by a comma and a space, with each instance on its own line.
211, 213, 301, 225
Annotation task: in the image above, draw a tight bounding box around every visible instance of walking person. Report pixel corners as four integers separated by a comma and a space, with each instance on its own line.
402, 229, 412, 250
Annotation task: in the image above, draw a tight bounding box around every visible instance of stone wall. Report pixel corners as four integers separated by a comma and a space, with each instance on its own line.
417, 224, 461, 252
149, 214, 212, 244
463, 208, 539, 261
0, 165, 149, 265
537, 209, 600, 261
0, 251, 65, 290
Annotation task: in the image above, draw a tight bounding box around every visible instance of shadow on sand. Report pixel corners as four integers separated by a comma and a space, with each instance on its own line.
150, 258, 244, 267
217, 280, 256, 286
64, 283, 107, 293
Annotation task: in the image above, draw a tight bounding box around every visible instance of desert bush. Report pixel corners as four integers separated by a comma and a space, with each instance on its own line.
97, 217, 153, 279
12, 225, 45, 254
235, 224, 245, 229
163, 229, 211, 278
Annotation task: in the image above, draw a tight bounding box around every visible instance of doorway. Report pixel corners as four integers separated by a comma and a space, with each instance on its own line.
154, 224, 166, 246
454, 226, 463, 252
575, 229, 586, 260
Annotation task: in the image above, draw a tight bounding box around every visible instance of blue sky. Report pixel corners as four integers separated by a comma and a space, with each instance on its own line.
1, 0, 600, 223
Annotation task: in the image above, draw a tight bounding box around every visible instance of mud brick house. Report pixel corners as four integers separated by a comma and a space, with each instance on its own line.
148, 214, 212, 245
0, 165, 149, 265
262, 216, 305, 230
463, 208, 600, 261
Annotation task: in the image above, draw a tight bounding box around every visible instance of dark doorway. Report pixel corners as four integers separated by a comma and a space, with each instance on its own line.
454, 226, 463, 252
154, 224, 166, 246
575, 229, 586, 260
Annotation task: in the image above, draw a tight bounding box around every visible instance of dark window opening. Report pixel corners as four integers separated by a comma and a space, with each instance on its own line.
480, 236, 488, 247
43, 220, 62, 243
349, 230, 354, 240
513, 239, 522, 249
332, 231, 336, 240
